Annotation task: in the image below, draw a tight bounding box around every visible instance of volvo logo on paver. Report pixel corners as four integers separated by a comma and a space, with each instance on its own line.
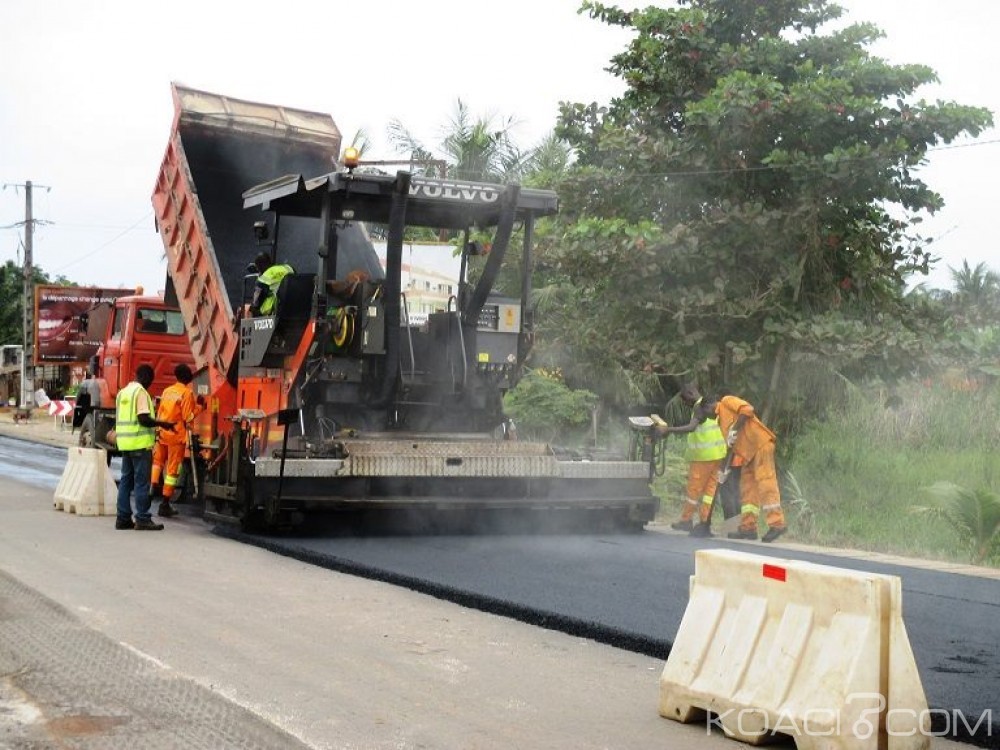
411, 181, 499, 204
253, 318, 274, 330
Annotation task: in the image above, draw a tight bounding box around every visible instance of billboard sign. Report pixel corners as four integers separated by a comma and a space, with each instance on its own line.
34, 286, 133, 365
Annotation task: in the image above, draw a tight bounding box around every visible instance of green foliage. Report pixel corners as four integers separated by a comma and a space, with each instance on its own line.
902, 275, 1000, 383
523, 132, 573, 189
944, 260, 1000, 328
0, 260, 60, 345
385, 111, 571, 279
912, 482, 1000, 564
503, 369, 599, 444
387, 99, 528, 183
780, 469, 815, 536
786, 379, 1000, 564
0, 262, 23, 345
649, 439, 690, 519
542, 0, 992, 421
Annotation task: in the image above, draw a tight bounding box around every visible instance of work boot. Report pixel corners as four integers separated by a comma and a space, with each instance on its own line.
689, 523, 713, 538
157, 501, 178, 518
134, 519, 165, 531
762, 526, 787, 543
115, 517, 134, 530
727, 527, 757, 540
670, 519, 694, 532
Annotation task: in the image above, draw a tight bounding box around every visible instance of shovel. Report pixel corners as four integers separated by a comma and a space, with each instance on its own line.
185, 424, 200, 500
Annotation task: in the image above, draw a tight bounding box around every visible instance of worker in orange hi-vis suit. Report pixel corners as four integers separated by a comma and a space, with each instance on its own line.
710, 392, 787, 543
150, 363, 204, 518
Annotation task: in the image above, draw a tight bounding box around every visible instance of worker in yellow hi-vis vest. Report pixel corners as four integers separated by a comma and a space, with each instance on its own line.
656, 383, 728, 537
250, 253, 294, 316
114, 364, 176, 531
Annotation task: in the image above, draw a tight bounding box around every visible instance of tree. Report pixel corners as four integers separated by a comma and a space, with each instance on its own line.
948, 260, 1000, 327
544, 0, 992, 427
387, 99, 528, 182
385, 100, 538, 247
503, 368, 599, 444
0, 260, 60, 345
913, 482, 1000, 564
903, 272, 1000, 384
523, 131, 573, 189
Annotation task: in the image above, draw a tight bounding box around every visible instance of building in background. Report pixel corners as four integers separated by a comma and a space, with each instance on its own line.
373, 242, 462, 326
0, 345, 22, 406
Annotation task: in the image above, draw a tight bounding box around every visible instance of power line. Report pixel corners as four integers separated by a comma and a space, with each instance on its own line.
16, 221, 142, 231
50, 212, 152, 274
930, 137, 1000, 152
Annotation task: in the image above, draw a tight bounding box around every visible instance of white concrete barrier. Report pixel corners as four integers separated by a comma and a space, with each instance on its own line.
53, 447, 117, 516
659, 549, 930, 750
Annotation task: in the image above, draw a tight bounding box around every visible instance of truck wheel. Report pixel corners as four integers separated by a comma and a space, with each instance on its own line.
240, 507, 268, 534
235, 471, 267, 533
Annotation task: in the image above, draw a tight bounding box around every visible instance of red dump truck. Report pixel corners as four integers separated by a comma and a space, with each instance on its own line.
73, 291, 197, 452
138, 83, 659, 532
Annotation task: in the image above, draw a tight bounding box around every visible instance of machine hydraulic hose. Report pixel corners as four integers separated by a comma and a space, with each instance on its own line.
368, 171, 411, 409
462, 184, 520, 329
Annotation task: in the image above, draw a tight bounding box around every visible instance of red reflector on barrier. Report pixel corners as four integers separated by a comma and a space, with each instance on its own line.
762, 563, 786, 582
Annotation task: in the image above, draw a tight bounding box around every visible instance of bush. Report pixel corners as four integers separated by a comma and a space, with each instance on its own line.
504, 370, 598, 445
912, 482, 1000, 564
786, 379, 1000, 564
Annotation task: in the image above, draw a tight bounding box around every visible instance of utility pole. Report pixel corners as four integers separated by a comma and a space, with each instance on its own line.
22, 181, 34, 410
3, 181, 51, 409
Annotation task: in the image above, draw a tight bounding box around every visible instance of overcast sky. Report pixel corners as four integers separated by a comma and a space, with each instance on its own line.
1, 0, 997, 296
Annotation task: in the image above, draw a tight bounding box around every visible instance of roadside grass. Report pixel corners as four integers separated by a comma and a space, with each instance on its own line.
783, 380, 1000, 566
650, 447, 688, 522
647, 380, 1000, 567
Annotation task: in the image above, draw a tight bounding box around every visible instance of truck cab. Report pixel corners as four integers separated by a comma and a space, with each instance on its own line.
74, 293, 196, 451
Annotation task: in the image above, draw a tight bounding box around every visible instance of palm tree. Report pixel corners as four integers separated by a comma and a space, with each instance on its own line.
912, 481, 1000, 564
387, 99, 528, 183
948, 260, 1000, 325
523, 131, 572, 187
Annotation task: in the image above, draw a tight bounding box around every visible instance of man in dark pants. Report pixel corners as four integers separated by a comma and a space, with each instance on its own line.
114, 364, 175, 531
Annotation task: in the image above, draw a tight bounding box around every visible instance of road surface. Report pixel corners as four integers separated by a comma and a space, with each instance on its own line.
0, 430, 992, 748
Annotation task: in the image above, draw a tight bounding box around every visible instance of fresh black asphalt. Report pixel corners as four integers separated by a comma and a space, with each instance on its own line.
222, 525, 1000, 749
